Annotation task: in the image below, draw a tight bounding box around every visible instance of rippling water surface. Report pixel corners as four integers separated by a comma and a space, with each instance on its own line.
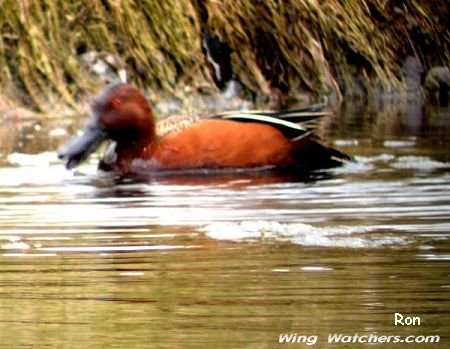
0, 101, 449, 348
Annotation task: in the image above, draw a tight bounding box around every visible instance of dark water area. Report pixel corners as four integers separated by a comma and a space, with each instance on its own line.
0, 99, 449, 348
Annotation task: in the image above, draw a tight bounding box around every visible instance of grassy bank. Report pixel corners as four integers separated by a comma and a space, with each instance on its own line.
0, 0, 448, 113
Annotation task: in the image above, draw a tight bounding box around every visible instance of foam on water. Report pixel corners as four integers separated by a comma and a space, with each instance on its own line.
201, 220, 409, 248
391, 156, 450, 170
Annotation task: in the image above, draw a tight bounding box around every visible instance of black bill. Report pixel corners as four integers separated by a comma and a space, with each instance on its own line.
58, 121, 107, 170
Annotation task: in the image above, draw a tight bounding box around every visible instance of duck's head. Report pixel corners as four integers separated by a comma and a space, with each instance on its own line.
58, 83, 155, 169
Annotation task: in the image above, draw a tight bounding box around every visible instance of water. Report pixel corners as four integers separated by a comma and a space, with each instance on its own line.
0, 100, 449, 348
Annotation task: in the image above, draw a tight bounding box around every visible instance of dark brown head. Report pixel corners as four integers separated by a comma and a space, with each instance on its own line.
58, 83, 156, 169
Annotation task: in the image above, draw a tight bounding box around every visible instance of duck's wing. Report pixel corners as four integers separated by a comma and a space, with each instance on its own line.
213, 102, 329, 121
156, 104, 331, 141
211, 104, 331, 141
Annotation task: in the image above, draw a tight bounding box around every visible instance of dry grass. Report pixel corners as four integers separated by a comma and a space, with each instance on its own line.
0, 0, 447, 113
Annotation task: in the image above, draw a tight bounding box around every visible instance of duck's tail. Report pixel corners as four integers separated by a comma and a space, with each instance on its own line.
290, 137, 353, 170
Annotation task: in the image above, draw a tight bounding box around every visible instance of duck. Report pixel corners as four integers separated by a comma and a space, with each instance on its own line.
58, 83, 352, 175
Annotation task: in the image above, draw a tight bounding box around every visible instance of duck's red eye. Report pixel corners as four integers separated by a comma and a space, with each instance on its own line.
111, 98, 122, 109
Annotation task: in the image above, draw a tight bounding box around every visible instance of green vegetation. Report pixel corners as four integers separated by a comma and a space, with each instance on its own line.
0, 0, 448, 113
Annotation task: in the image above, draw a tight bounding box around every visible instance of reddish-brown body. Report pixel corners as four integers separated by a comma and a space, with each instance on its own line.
58, 83, 351, 175
111, 119, 292, 173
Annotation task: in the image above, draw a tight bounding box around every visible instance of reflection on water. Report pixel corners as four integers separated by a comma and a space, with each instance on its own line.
0, 100, 449, 348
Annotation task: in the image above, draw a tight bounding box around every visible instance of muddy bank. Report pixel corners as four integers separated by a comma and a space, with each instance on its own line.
0, 0, 448, 115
